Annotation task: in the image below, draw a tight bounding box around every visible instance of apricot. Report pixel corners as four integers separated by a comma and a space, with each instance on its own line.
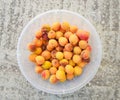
56, 70, 66, 82
48, 39, 58, 48
81, 50, 90, 60
65, 65, 74, 74
79, 40, 88, 49
41, 70, 50, 80
41, 24, 51, 33
35, 66, 43, 74
27, 43, 36, 52
48, 30, 56, 39
52, 59, 60, 68
34, 47, 42, 55
64, 43, 73, 52
56, 45, 64, 51
29, 53, 37, 62
73, 46, 81, 54
51, 22, 61, 31
61, 21, 70, 31
51, 50, 57, 58
60, 27, 66, 33
35, 30, 42, 39
42, 61, 52, 69
49, 67, 57, 74
76, 29, 90, 41
41, 50, 51, 60
72, 55, 81, 64
64, 32, 73, 39
56, 31, 63, 39
59, 37, 68, 46
63, 51, 73, 60
33, 38, 42, 47
69, 60, 75, 66
46, 44, 54, 51
69, 34, 79, 45
49, 75, 58, 84
70, 25, 78, 33
74, 66, 82, 76
42, 33, 48, 41
58, 66, 65, 71
59, 59, 68, 66
67, 74, 74, 80
35, 56, 45, 65
77, 61, 87, 68
56, 52, 64, 60
86, 45, 92, 51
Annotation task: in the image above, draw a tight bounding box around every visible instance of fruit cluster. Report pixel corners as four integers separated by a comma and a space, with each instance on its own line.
27, 22, 91, 84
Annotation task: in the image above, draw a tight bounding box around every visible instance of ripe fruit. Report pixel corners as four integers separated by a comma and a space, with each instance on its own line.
56, 31, 63, 39
33, 38, 43, 47
52, 59, 60, 68
59, 66, 65, 71
64, 43, 73, 52
48, 39, 58, 48
72, 55, 81, 64
49, 75, 58, 84
27, 43, 36, 52
79, 40, 88, 49
42, 61, 52, 69
49, 67, 57, 74
35, 66, 43, 74
59, 59, 68, 66
73, 46, 81, 54
56, 52, 64, 60
56, 70, 66, 82
59, 37, 68, 46
48, 30, 56, 39
64, 32, 72, 39
67, 74, 74, 80
74, 66, 82, 76
41, 70, 50, 80
35, 56, 45, 65
35, 30, 42, 39
69, 60, 75, 66
69, 34, 79, 45
76, 29, 89, 41
34, 47, 42, 55
81, 50, 90, 60
41, 50, 51, 60
61, 21, 70, 31
65, 65, 74, 74
63, 51, 73, 60
70, 25, 78, 33
29, 53, 37, 62
51, 22, 61, 31
51, 50, 57, 58
77, 61, 87, 68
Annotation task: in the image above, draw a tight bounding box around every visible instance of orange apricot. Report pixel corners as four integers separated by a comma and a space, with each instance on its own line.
63, 51, 73, 60
58, 66, 65, 71
79, 40, 88, 49
81, 50, 90, 60
64, 43, 73, 52
56, 52, 64, 60
48, 30, 56, 39
52, 59, 60, 68
35, 56, 45, 65
65, 65, 74, 74
49, 67, 57, 74
51, 22, 61, 31
59, 37, 68, 46
64, 32, 73, 39
56, 31, 63, 39
67, 74, 74, 80
69, 34, 79, 45
35, 30, 42, 39
34, 47, 42, 55
33, 38, 43, 47
41, 50, 51, 60
48, 39, 58, 48
49, 75, 58, 84
70, 25, 78, 33
41, 70, 50, 80
73, 46, 81, 54
29, 53, 37, 62
35, 66, 43, 74
61, 21, 70, 31
72, 55, 81, 64
59, 59, 69, 66
51, 50, 57, 58
74, 66, 82, 76
27, 43, 36, 52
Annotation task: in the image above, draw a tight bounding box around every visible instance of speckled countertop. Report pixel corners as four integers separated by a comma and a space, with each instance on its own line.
0, 0, 120, 100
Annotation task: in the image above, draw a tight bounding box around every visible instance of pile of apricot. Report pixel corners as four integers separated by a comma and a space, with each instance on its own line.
27, 22, 91, 84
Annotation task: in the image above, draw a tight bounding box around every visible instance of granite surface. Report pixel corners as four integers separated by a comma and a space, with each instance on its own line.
0, 0, 120, 100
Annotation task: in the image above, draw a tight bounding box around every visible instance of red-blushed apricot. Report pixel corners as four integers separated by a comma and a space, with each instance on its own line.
59, 37, 68, 46
56, 52, 64, 60
74, 66, 82, 76
72, 55, 82, 64
29, 53, 37, 62
42, 61, 52, 69
70, 25, 78, 33
86, 45, 92, 51
59, 59, 69, 66
81, 50, 90, 60
41, 24, 51, 33
51, 22, 61, 31
41, 50, 51, 60
69, 34, 79, 45
69, 60, 75, 66
56, 31, 63, 39
64, 43, 73, 52
65, 65, 74, 74
48, 39, 58, 48
49, 67, 57, 74
33, 38, 43, 47
35, 30, 42, 39
64, 32, 73, 39
49, 75, 58, 84
58, 66, 65, 71
34, 47, 42, 55
79, 40, 88, 49
51, 50, 57, 58
73, 46, 81, 54
67, 74, 74, 80
27, 43, 36, 52
77, 61, 87, 68
41, 70, 50, 80
61, 21, 70, 31
76, 29, 90, 41
63, 51, 73, 60
52, 59, 60, 68
56, 45, 64, 51
56, 70, 66, 82
35, 66, 43, 74
48, 30, 56, 39
35, 56, 45, 65
46, 44, 54, 51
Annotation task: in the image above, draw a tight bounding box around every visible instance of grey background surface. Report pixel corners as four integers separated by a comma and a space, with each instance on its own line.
0, 0, 120, 100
